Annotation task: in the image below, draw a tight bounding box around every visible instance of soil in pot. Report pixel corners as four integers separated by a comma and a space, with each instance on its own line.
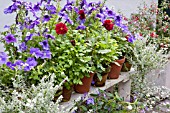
108, 57, 125, 79
74, 73, 94, 94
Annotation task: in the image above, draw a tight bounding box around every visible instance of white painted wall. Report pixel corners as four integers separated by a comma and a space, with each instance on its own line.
0, 0, 157, 52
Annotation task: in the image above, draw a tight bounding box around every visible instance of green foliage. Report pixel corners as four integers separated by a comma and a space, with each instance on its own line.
73, 90, 140, 113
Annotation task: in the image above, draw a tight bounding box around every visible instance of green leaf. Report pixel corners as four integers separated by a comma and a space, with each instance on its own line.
80, 105, 87, 111
97, 74, 102, 81
98, 49, 111, 54
68, 60, 73, 65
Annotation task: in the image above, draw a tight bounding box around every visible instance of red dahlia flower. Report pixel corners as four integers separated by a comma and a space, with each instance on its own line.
55, 22, 68, 35
103, 19, 114, 31
78, 9, 85, 20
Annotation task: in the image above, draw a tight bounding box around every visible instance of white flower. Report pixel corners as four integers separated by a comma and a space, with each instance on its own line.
127, 105, 133, 110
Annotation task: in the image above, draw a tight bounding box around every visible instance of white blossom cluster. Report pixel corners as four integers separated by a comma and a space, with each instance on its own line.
0, 73, 73, 113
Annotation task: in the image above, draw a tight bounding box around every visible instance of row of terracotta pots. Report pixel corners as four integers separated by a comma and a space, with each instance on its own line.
60, 57, 132, 102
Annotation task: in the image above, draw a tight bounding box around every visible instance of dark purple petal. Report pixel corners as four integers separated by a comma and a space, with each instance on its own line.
41, 50, 51, 59
25, 33, 33, 42
18, 42, 27, 52
4, 3, 18, 14
80, 0, 87, 8
45, 34, 55, 39
15, 60, 24, 70
74, 7, 79, 13
39, 40, 49, 50
107, 10, 115, 17
45, 5, 56, 14
120, 24, 129, 33
0, 52, 8, 65
26, 57, 37, 67
6, 62, 16, 70
4, 25, 10, 29
65, 5, 72, 11
43, 15, 51, 22
65, 18, 73, 25
33, 3, 40, 11
86, 98, 94, 105
128, 35, 136, 43
87, 7, 96, 15
28, 22, 35, 29
24, 66, 31, 71
115, 15, 122, 26
76, 24, 86, 30
5, 34, 16, 44
30, 47, 43, 58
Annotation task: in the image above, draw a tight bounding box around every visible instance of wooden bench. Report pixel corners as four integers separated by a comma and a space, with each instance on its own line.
61, 68, 136, 110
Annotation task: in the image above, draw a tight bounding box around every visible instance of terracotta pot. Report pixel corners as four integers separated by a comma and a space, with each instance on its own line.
93, 73, 108, 87
121, 60, 132, 72
62, 86, 73, 102
74, 73, 94, 94
108, 57, 125, 79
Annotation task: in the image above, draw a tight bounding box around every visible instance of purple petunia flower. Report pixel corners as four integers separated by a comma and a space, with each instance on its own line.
5, 34, 16, 44
41, 50, 51, 59
43, 15, 51, 22
33, 3, 40, 11
30, 47, 43, 58
0, 52, 8, 65
115, 15, 122, 26
96, 13, 106, 23
87, 7, 96, 15
24, 57, 37, 71
74, 7, 79, 13
28, 21, 35, 29
4, 3, 18, 14
127, 34, 136, 43
76, 24, 86, 30
86, 98, 94, 105
6, 62, 16, 70
45, 4, 56, 14
18, 42, 27, 52
15, 60, 24, 70
58, 12, 73, 25
25, 33, 33, 42
45, 34, 55, 39
107, 10, 115, 18
4, 25, 10, 29
80, 0, 87, 8
39, 40, 49, 50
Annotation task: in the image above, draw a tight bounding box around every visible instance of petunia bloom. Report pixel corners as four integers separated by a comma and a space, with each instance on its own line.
86, 98, 95, 105
30, 47, 43, 58
18, 42, 27, 52
6, 62, 16, 70
76, 24, 86, 30
103, 19, 114, 31
0, 52, 8, 65
41, 50, 51, 59
43, 15, 51, 22
5, 34, 16, 44
55, 22, 68, 35
24, 57, 37, 71
39, 40, 49, 50
15, 60, 24, 70
25, 33, 33, 42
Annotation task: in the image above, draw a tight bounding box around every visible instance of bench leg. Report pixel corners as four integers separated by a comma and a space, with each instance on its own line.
118, 79, 131, 102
